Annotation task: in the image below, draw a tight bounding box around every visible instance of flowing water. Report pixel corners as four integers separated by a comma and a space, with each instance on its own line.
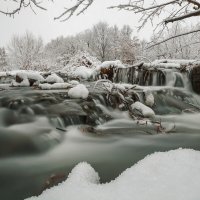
0, 71, 200, 200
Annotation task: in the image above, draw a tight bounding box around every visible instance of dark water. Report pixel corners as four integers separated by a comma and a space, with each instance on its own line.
0, 87, 200, 200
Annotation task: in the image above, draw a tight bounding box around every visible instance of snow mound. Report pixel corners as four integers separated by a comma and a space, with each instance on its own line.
26, 149, 200, 200
68, 84, 89, 99
39, 83, 71, 90
0, 72, 7, 77
131, 101, 155, 118
98, 60, 125, 70
67, 162, 100, 184
16, 71, 44, 82
74, 66, 94, 79
144, 62, 181, 69
45, 73, 64, 83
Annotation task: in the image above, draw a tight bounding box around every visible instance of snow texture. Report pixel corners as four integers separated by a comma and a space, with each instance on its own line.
73, 66, 94, 79
144, 62, 181, 69
68, 84, 89, 99
16, 71, 44, 82
131, 101, 155, 118
26, 149, 200, 200
153, 59, 199, 65
0, 72, 7, 77
39, 83, 71, 90
144, 91, 154, 107
45, 73, 64, 83
68, 80, 79, 86
11, 78, 30, 87
98, 60, 125, 70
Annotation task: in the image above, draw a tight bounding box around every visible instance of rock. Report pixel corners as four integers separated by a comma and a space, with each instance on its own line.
191, 65, 200, 94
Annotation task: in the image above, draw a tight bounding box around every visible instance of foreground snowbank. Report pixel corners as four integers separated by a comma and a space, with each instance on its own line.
26, 149, 200, 200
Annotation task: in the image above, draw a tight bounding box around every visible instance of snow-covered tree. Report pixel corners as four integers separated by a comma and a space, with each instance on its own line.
8, 32, 44, 70
89, 22, 112, 62
44, 22, 139, 65
118, 25, 140, 64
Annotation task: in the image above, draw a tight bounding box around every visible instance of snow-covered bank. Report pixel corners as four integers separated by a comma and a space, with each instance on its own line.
26, 149, 200, 200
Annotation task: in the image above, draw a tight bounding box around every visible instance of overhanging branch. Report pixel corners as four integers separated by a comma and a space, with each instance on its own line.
146, 28, 200, 49
165, 9, 200, 23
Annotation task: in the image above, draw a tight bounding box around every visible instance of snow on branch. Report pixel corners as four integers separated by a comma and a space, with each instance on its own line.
0, 0, 47, 16
109, 0, 200, 30
108, 0, 180, 13
146, 28, 200, 49
54, 0, 94, 21
164, 9, 200, 23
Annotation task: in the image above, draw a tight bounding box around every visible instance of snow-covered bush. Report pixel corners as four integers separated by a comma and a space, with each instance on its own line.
63, 51, 100, 71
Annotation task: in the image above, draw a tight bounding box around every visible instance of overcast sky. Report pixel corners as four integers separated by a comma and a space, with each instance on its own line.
0, 0, 155, 47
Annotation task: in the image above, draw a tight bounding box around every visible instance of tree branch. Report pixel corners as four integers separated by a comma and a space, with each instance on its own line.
0, 0, 47, 16
187, 0, 200, 8
165, 9, 200, 23
146, 28, 200, 49
109, 0, 179, 13
54, 0, 94, 21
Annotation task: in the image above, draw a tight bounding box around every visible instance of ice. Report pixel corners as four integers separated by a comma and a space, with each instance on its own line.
26, 149, 200, 200
68, 84, 89, 99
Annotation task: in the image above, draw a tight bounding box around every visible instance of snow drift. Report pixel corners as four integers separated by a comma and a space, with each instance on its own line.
26, 149, 200, 200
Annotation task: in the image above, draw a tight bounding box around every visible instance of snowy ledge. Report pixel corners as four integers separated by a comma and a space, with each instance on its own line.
26, 149, 200, 200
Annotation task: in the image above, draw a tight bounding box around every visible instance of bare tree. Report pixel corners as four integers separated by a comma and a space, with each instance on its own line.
8, 31, 44, 70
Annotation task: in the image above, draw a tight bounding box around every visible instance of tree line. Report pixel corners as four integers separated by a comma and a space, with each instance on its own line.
0, 21, 200, 71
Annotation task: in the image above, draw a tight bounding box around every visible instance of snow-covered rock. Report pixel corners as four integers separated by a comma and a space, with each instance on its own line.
144, 91, 154, 107
68, 84, 89, 99
16, 71, 44, 82
39, 83, 71, 90
144, 62, 181, 69
0, 72, 7, 77
26, 149, 200, 200
45, 73, 64, 83
131, 101, 155, 118
11, 78, 30, 87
